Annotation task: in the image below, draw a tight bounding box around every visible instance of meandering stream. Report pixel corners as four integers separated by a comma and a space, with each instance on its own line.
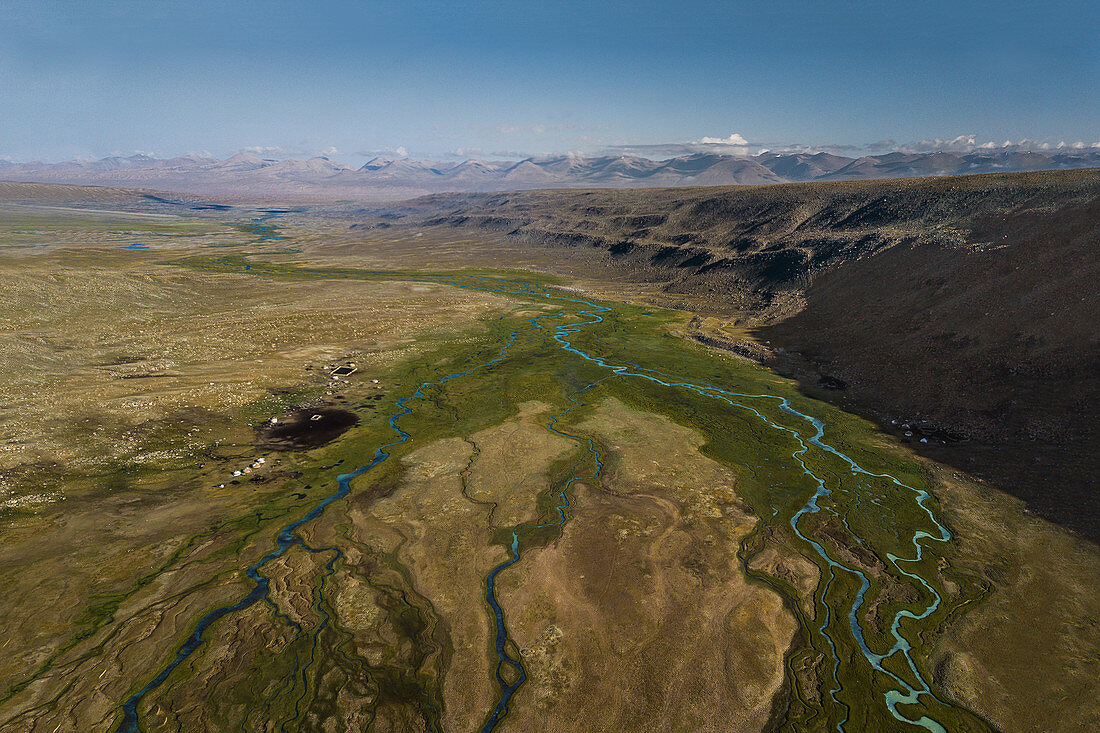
118, 274, 952, 732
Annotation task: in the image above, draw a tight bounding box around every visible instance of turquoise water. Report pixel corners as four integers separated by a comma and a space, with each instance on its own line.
117, 274, 952, 732
530, 287, 951, 732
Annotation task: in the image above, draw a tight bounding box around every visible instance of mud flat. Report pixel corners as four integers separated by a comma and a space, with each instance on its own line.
257, 407, 359, 450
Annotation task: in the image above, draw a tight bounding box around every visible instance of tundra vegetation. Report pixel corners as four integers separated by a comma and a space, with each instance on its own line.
0, 181, 1095, 732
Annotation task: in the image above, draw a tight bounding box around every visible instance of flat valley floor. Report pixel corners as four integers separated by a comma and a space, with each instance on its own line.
0, 188, 1096, 732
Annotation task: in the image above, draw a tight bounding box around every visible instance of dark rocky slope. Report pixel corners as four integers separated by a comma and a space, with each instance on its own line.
759, 196, 1099, 539
392, 169, 1100, 540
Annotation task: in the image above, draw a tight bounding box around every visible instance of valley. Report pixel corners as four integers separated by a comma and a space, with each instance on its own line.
0, 178, 1095, 731
384, 169, 1100, 540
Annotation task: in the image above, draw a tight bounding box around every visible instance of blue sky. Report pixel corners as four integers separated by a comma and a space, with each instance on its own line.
1, 1, 1097, 162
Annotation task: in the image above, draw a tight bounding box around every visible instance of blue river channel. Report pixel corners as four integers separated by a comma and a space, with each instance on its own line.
118, 276, 952, 733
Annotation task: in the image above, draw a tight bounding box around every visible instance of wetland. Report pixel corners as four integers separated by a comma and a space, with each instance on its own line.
0, 182, 1095, 732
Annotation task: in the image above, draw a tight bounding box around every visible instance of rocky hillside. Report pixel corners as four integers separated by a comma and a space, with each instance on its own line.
387, 169, 1100, 540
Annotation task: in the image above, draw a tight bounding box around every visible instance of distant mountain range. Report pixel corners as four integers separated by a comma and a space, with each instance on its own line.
2, 149, 1098, 199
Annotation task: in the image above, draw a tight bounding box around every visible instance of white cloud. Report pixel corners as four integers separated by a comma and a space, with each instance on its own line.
242, 145, 291, 157
241, 143, 344, 159
245, 134, 1100, 164
899, 135, 1100, 154
352, 145, 417, 158
910, 134, 978, 152
489, 149, 538, 158
698, 132, 749, 145
601, 132, 761, 159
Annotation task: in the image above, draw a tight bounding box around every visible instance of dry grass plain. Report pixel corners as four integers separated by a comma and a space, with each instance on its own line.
496, 398, 794, 732
0, 206, 521, 730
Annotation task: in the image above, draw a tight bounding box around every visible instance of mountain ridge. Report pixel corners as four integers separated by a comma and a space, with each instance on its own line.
3, 149, 1098, 199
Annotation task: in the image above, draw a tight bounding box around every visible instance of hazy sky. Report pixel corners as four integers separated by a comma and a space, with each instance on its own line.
1, 1, 1097, 162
